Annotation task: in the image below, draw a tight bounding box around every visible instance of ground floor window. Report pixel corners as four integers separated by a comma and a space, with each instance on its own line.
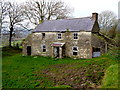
72, 46, 78, 55
42, 45, 46, 52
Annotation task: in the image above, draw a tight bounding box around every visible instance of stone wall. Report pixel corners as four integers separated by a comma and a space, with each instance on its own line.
91, 33, 106, 55
23, 31, 93, 58
64, 31, 92, 58
22, 34, 33, 56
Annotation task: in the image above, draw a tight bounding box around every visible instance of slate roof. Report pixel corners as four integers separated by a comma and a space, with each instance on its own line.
34, 17, 95, 32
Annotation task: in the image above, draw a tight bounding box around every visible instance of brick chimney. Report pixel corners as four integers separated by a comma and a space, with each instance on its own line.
92, 13, 98, 21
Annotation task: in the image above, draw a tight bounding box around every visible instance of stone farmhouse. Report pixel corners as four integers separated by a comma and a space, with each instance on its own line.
22, 13, 107, 59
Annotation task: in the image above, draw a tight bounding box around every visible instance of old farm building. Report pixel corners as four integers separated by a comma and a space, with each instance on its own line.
23, 13, 107, 58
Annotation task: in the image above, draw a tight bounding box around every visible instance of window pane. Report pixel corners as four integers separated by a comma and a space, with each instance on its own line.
74, 33, 78, 39
42, 33, 45, 36
73, 46, 78, 55
43, 45, 46, 48
58, 34, 61, 39
42, 45, 46, 52
43, 49, 46, 52
73, 47, 77, 51
73, 52, 77, 55
42, 33, 45, 38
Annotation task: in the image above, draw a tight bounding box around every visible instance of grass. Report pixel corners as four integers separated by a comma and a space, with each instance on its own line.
2, 47, 22, 57
101, 64, 118, 88
1, 40, 23, 48
2, 47, 119, 88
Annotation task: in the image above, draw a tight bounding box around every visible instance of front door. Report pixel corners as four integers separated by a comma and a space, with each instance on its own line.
54, 47, 59, 58
27, 46, 31, 55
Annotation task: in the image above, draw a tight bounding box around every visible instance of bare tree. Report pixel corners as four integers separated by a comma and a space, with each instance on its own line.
0, 0, 8, 33
23, 0, 73, 26
107, 23, 118, 39
7, 2, 25, 47
98, 10, 117, 31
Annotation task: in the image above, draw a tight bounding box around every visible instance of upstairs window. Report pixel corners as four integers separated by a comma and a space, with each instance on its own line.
58, 33, 62, 39
74, 33, 78, 39
72, 46, 78, 55
42, 33, 45, 39
42, 45, 46, 52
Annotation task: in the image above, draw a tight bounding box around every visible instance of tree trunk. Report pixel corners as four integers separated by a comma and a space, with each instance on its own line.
9, 26, 13, 47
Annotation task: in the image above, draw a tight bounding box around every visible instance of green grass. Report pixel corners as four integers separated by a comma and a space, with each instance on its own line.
2, 47, 22, 57
1, 40, 23, 48
101, 64, 118, 88
2, 47, 119, 88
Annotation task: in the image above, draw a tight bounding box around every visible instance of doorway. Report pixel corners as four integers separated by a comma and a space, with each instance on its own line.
92, 47, 100, 57
27, 46, 31, 55
54, 47, 59, 58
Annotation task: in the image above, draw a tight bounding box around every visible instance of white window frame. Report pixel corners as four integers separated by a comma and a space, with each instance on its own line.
57, 33, 62, 39
72, 46, 78, 55
73, 33, 78, 40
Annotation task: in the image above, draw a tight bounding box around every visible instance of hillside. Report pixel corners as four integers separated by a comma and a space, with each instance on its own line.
2, 47, 118, 88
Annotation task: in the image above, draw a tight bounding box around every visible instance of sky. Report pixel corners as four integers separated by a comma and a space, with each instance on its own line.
118, 1, 120, 19
10, 0, 120, 18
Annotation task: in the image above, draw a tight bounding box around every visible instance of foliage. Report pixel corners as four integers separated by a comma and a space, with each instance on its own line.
23, 0, 73, 26
101, 64, 118, 88
11, 40, 23, 49
98, 10, 117, 30
0, 0, 9, 33
100, 48, 119, 88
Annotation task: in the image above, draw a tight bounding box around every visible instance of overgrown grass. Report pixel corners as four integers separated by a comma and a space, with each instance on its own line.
100, 47, 119, 88
101, 64, 118, 88
2, 47, 119, 88
2, 46, 22, 57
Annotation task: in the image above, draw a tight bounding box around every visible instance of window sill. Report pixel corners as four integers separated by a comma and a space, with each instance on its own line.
42, 52, 46, 54
73, 39, 78, 40
58, 39, 63, 40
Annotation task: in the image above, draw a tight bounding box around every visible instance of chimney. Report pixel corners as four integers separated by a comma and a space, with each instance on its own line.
92, 13, 98, 21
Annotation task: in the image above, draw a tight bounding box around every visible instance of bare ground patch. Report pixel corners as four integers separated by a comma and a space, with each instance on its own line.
36, 63, 105, 88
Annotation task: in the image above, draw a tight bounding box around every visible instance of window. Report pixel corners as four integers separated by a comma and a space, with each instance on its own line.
73, 46, 78, 55
42, 33, 45, 39
74, 33, 78, 39
42, 45, 46, 52
58, 33, 62, 39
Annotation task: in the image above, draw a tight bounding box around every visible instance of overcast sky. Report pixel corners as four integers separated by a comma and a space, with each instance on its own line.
118, 1, 120, 18
11, 0, 119, 18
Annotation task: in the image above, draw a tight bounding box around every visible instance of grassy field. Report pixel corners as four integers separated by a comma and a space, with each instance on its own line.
2, 47, 119, 88
1, 40, 22, 48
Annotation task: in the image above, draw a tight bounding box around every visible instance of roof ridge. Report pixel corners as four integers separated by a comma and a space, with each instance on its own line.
44, 16, 92, 22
